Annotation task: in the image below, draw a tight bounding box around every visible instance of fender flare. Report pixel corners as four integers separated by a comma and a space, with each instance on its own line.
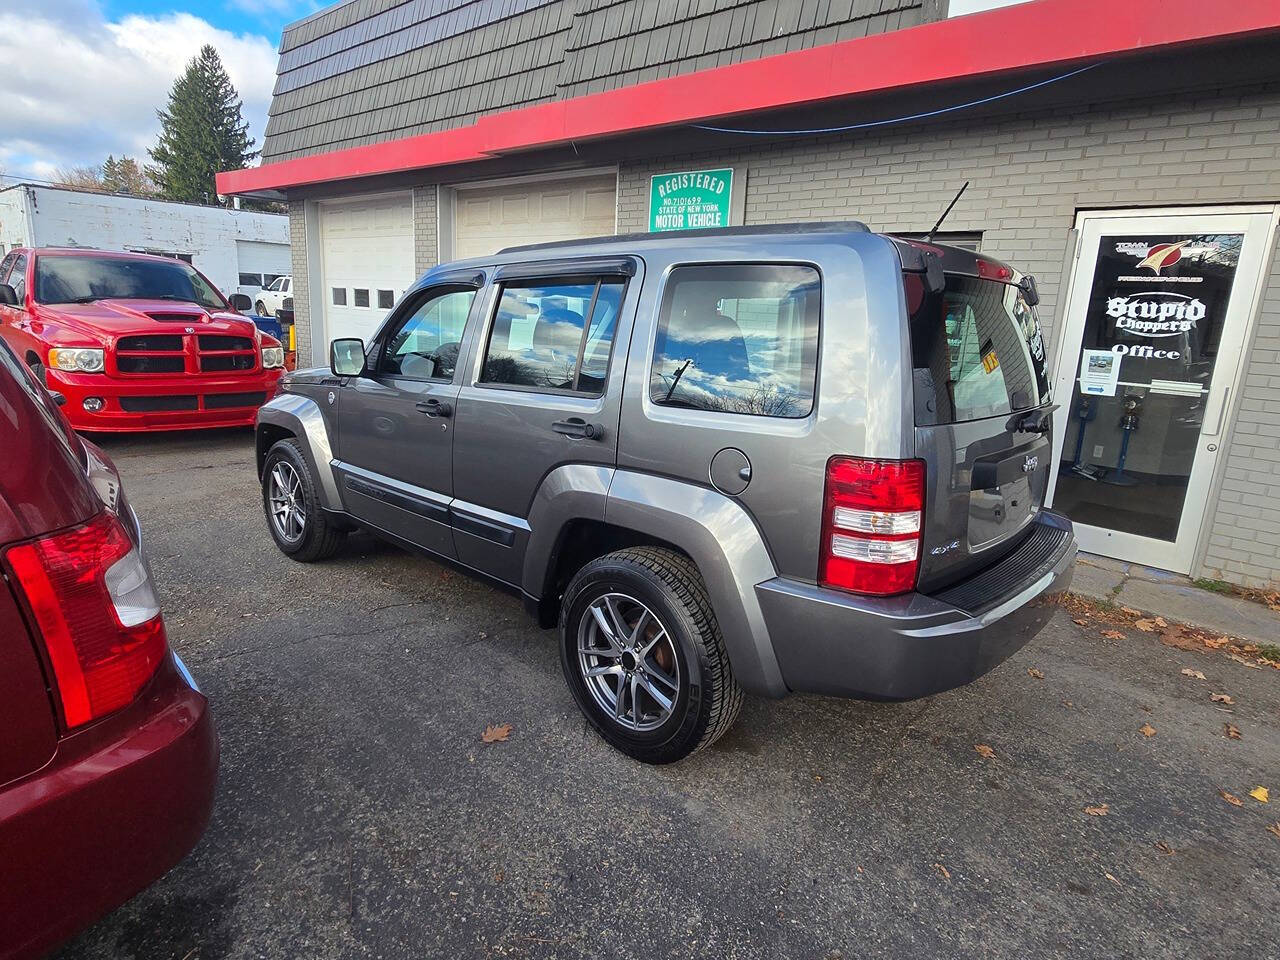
524, 466, 786, 699
256, 394, 343, 511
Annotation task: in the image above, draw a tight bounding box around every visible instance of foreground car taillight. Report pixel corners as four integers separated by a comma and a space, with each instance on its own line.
5, 512, 168, 727
819, 457, 925, 596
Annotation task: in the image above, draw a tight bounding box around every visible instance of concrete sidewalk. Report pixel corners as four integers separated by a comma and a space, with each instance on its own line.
1070, 554, 1280, 646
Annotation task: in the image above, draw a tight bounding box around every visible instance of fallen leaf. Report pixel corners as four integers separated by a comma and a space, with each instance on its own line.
1181, 668, 1206, 680
1134, 619, 1158, 632
1227, 653, 1262, 669
1220, 788, 1243, 807
1101, 629, 1127, 640
1072, 618, 1090, 626
481, 723, 513, 743
933, 863, 950, 880
1203, 634, 1230, 650
1224, 723, 1241, 740
1249, 786, 1270, 804
1154, 841, 1175, 855
1084, 804, 1109, 816
1105, 872, 1122, 888
1121, 606, 1142, 617
974, 744, 996, 760
1062, 700, 1074, 708
1268, 823, 1280, 840
1211, 693, 1235, 705
1027, 667, 1045, 679
1139, 723, 1156, 738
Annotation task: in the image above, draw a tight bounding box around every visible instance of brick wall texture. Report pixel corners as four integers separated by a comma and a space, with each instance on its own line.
287, 200, 312, 364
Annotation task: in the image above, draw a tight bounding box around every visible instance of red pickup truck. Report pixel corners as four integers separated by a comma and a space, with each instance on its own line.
0, 247, 285, 432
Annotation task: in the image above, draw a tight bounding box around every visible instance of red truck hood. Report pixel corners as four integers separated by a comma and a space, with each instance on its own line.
39, 299, 260, 340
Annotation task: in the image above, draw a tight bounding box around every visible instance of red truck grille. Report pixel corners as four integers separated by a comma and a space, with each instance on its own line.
112, 334, 258, 376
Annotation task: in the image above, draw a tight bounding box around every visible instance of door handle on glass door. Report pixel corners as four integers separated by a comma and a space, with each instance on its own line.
1201, 386, 1229, 437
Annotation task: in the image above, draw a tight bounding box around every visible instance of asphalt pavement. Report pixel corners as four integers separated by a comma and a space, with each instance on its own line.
56, 429, 1280, 960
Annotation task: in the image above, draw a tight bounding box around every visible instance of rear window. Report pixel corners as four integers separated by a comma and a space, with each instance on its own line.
908, 274, 1049, 425
650, 264, 820, 418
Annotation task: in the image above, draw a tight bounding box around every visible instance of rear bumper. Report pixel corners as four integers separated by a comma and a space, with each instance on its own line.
0, 654, 218, 959
50, 367, 283, 432
759, 511, 1076, 700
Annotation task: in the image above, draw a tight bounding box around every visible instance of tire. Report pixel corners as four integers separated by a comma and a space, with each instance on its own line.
255, 300, 267, 316
559, 547, 743, 764
261, 438, 344, 562
27, 357, 46, 386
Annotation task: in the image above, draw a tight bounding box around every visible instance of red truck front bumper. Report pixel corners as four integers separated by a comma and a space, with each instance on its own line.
0, 654, 218, 959
50, 367, 285, 432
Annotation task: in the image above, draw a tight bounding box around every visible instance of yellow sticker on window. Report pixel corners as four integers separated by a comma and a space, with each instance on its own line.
982, 350, 1000, 373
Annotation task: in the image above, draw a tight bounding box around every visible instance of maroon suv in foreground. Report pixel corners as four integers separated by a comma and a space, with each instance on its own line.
0, 341, 217, 958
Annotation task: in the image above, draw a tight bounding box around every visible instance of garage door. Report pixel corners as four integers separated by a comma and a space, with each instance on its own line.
319, 193, 415, 344
453, 174, 616, 260
235, 240, 290, 293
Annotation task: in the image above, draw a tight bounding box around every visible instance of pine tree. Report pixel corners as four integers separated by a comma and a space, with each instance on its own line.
148, 45, 257, 204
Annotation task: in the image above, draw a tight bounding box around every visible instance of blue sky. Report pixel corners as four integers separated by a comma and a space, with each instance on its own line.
0, 0, 329, 183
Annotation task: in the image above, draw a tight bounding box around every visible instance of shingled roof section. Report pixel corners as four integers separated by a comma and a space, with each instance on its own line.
261, 0, 925, 163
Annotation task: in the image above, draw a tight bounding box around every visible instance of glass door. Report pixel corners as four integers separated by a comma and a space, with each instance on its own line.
1047, 208, 1278, 572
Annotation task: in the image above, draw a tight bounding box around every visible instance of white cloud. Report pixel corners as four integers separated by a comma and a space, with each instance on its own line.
0, 5, 277, 182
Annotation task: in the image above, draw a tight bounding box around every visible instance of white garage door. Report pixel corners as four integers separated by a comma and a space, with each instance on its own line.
453, 174, 616, 260
319, 193, 415, 345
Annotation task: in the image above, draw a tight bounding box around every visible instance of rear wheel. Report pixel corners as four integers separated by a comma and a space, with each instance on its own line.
559, 547, 742, 763
261, 439, 343, 562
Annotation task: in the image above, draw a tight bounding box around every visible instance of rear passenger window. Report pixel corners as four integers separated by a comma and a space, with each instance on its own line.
650, 264, 820, 418
382, 287, 475, 380
480, 278, 624, 394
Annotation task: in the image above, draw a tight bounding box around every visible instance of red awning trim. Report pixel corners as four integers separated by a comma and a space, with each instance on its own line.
217, 0, 1280, 195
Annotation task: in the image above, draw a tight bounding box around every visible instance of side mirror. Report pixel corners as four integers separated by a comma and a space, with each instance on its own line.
330, 338, 366, 377
229, 293, 253, 313
0, 283, 17, 307
1019, 274, 1041, 307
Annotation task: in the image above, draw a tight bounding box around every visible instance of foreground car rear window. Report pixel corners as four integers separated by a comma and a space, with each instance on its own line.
908, 274, 1049, 425
650, 264, 820, 418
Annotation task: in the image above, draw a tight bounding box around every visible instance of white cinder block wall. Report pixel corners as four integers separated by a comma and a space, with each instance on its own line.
1, 186, 289, 300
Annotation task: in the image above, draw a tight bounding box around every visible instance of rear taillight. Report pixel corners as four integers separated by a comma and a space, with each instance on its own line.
5, 512, 167, 728
819, 457, 926, 597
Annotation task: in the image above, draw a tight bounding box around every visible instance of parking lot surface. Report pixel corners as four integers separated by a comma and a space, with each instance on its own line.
57, 430, 1279, 960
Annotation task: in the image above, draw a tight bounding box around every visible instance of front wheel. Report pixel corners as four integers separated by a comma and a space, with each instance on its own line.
261, 438, 343, 562
255, 300, 267, 315
27, 357, 46, 387
559, 547, 743, 764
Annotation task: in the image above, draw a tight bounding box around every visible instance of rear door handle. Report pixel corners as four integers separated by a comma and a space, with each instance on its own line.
415, 398, 452, 418
552, 417, 604, 440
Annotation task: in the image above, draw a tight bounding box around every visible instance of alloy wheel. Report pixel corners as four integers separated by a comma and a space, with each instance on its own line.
577, 593, 681, 731
268, 461, 306, 543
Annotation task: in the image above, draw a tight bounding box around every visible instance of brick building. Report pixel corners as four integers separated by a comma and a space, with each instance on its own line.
220, 0, 1280, 587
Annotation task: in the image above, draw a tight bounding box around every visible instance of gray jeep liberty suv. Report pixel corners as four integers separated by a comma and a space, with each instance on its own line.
255, 223, 1076, 763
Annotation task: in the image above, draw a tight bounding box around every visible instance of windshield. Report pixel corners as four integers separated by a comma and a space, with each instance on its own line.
908, 273, 1049, 425
269, 277, 287, 291
35, 255, 228, 310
